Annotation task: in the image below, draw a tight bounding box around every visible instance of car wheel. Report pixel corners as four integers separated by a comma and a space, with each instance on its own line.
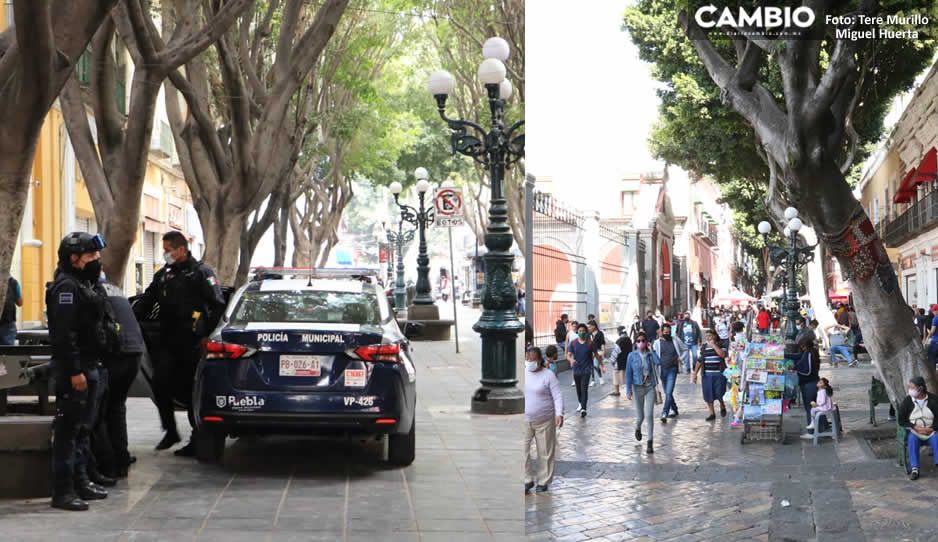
195, 427, 226, 464
387, 420, 415, 466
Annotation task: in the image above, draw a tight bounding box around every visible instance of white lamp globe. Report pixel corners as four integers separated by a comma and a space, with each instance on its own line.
428, 70, 455, 96
416, 179, 431, 194
478, 58, 507, 85
499, 79, 513, 100
788, 217, 803, 232
784, 207, 798, 220
389, 181, 403, 195
441, 179, 456, 188
783, 226, 791, 238
770, 265, 776, 272
414, 167, 429, 181
757, 221, 772, 235
482, 37, 510, 61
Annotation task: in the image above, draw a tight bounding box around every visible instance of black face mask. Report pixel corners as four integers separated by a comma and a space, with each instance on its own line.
80, 260, 102, 281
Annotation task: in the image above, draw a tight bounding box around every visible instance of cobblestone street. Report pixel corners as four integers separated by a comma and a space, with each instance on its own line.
526, 356, 938, 542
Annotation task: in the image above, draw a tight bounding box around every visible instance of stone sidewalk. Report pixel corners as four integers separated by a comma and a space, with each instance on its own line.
525, 356, 938, 542
0, 304, 524, 541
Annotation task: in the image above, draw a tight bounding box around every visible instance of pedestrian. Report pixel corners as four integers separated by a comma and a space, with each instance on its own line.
677, 312, 701, 374
544, 344, 559, 374
794, 316, 816, 347
653, 323, 687, 422
756, 307, 770, 334
914, 308, 930, 340
796, 335, 821, 437
835, 303, 850, 326
566, 320, 579, 387
524, 318, 534, 349
629, 315, 642, 342
899, 376, 938, 480
625, 332, 661, 454
640, 311, 660, 342
524, 346, 563, 494
93, 279, 145, 478
133, 231, 226, 456
588, 313, 596, 323
610, 331, 633, 396
566, 323, 595, 417
805, 377, 834, 431
826, 323, 856, 367
925, 305, 938, 369
0, 274, 23, 345
554, 314, 569, 353
714, 313, 731, 349
46, 232, 114, 510
692, 329, 727, 420
587, 320, 606, 387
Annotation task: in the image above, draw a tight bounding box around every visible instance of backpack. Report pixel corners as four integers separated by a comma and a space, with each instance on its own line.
615, 336, 632, 366
0, 277, 16, 325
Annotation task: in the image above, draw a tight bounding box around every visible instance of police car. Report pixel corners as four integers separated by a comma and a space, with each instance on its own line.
192, 268, 418, 465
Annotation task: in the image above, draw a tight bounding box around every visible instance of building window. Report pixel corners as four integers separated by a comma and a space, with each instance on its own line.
621, 191, 637, 214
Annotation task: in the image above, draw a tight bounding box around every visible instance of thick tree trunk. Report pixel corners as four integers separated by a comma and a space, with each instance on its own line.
0, 149, 36, 309
200, 201, 246, 286
800, 226, 837, 333
791, 158, 937, 402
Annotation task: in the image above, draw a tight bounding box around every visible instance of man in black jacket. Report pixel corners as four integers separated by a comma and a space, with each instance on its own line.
47, 232, 113, 510
134, 231, 225, 457
554, 314, 569, 352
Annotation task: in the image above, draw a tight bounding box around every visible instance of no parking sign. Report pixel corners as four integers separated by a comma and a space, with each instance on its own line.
434, 187, 464, 227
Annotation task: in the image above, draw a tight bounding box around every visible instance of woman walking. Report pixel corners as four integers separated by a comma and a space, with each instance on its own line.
692, 330, 728, 420
524, 347, 563, 493
625, 333, 661, 454
566, 323, 596, 417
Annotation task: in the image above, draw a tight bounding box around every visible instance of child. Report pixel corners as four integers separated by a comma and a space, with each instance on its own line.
806, 377, 834, 430
544, 345, 559, 374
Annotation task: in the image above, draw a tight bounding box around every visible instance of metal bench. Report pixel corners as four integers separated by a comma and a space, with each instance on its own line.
0, 344, 54, 415
869, 376, 893, 426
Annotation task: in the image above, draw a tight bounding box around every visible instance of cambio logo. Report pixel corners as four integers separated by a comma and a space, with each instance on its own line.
695, 5, 816, 29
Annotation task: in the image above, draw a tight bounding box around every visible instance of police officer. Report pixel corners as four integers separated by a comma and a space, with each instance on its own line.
135, 231, 225, 456
47, 232, 112, 511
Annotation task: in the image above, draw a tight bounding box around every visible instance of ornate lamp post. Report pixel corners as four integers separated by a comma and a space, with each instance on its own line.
759, 207, 816, 354
390, 171, 436, 318
384, 213, 415, 312
428, 37, 525, 414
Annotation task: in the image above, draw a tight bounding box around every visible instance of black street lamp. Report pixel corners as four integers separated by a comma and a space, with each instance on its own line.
758, 207, 816, 355
428, 37, 524, 414
390, 171, 436, 318
386, 217, 415, 311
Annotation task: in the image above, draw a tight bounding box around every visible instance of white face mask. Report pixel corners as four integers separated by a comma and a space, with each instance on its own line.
163, 252, 175, 265
910, 388, 920, 398
525, 361, 539, 371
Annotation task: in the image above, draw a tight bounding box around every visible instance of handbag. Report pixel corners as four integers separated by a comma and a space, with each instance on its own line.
652, 358, 663, 404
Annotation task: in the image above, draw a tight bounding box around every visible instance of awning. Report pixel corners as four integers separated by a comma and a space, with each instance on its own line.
914, 147, 937, 185
893, 168, 918, 204
828, 287, 850, 303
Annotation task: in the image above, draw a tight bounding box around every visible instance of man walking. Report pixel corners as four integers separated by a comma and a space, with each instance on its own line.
653, 323, 687, 422
587, 320, 606, 387
134, 231, 226, 457
677, 312, 701, 374
640, 311, 660, 343
554, 314, 568, 354
46, 232, 114, 510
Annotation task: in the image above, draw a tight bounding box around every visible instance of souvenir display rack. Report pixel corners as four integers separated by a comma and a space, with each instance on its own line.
737, 329, 796, 445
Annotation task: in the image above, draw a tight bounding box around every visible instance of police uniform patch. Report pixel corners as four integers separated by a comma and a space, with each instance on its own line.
207, 276, 217, 286
59, 292, 74, 304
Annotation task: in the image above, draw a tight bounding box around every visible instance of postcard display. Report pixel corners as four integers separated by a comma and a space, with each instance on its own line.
730, 333, 798, 444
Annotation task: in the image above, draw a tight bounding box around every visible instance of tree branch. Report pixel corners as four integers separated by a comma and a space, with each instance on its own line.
60, 74, 115, 213
157, 0, 254, 70
15, 0, 61, 107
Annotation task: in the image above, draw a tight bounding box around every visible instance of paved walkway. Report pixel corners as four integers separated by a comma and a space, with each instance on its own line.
526, 355, 938, 542
0, 304, 524, 541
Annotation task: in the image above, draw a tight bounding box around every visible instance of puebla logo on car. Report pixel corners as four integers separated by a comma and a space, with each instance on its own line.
256, 332, 288, 342
216, 395, 265, 408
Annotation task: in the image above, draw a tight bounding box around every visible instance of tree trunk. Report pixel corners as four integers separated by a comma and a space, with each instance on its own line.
200, 200, 246, 286
0, 150, 36, 309
800, 226, 837, 333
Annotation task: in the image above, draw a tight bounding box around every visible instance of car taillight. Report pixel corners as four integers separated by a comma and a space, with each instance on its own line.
205, 340, 253, 359
354, 343, 401, 362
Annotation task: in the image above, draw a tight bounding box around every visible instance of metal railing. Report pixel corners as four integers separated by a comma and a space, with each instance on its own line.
883, 190, 938, 247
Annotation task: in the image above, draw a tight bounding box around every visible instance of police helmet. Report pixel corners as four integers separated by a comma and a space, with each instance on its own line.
58, 232, 106, 263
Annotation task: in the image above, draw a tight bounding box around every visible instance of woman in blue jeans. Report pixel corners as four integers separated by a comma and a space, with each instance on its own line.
899, 376, 938, 480
796, 336, 821, 437
625, 333, 661, 454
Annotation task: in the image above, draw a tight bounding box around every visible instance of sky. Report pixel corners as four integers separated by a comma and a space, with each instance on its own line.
526, 0, 664, 210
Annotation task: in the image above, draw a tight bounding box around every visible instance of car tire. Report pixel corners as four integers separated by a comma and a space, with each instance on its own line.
387, 420, 415, 466
195, 427, 226, 464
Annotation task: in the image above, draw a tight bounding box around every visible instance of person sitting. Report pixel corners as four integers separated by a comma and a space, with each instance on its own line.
898, 376, 938, 480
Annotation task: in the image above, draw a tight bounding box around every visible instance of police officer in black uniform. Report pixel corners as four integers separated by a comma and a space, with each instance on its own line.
47, 232, 113, 511
135, 231, 225, 456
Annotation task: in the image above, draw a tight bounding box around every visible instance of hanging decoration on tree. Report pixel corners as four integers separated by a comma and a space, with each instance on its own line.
823, 207, 897, 295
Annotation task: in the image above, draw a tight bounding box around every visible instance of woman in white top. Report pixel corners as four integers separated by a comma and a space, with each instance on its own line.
524, 347, 564, 494
898, 376, 938, 480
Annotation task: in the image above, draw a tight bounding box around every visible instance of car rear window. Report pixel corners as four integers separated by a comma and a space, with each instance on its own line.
231, 290, 381, 325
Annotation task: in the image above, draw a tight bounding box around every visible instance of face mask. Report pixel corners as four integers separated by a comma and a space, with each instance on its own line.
81, 260, 102, 281
578, 332, 587, 339
525, 361, 539, 371
910, 388, 920, 398
163, 252, 175, 265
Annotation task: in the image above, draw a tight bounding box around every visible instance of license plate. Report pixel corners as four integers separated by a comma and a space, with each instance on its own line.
344, 369, 366, 388
279, 355, 321, 377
